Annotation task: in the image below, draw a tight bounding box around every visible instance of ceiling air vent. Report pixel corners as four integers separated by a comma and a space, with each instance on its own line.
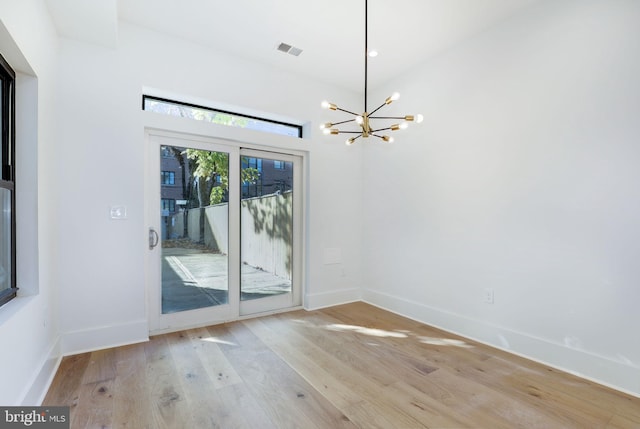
277, 42, 303, 57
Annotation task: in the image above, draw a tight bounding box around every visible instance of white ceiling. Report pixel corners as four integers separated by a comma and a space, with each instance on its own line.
46, 0, 538, 91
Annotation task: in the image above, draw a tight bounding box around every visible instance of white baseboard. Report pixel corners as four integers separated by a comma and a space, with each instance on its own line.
61, 319, 149, 356
19, 336, 62, 406
362, 288, 640, 398
305, 287, 361, 310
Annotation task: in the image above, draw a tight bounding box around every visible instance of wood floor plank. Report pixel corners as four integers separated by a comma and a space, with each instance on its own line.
42, 353, 91, 407
213, 382, 280, 429
201, 324, 280, 429
384, 380, 480, 428
291, 310, 523, 429
69, 349, 117, 428
277, 310, 522, 429
342, 400, 407, 429
144, 334, 194, 429
71, 380, 115, 429
211, 323, 319, 429
318, 302, 630, 427
242, 317, 362, 410
222, 321, 358, 429
499, 370, 614, 426
82, 348, 117, 384
254, 313, 434, 428
166, 330, 251, 429
271, 312, 404, 387
185, 327, 244, 390
606, 413, 640, 429
42, 303, 640, 429
422, 367, 580, 429
112, 342, 151, 429
245, 316, 429, 428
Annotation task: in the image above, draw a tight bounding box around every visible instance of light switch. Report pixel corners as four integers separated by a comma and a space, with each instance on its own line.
110, 205, 127, 219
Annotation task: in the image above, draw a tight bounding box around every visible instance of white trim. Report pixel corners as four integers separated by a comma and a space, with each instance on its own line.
19, 336, 61, 406
237, 305, 304, 320
362, 288, 640, 398
150, 305, 304, 336
142, 111, 311, 153
304, 287, 362, 310
60, 320, 149, 356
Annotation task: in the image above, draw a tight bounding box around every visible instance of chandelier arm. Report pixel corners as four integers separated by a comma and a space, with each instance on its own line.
346, 134, 363, 145
371, 127, 393, 133
335, 130, 364, 134
335, 107, 361, 116
332, 119, 357, 126
369, 116, 406, 119
369, 102, 388, 116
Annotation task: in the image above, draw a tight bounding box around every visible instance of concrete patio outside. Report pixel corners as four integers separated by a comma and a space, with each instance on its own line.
161, 247, 291, 314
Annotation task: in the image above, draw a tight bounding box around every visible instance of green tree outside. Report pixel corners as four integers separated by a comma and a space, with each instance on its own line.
186, 149, 259, 205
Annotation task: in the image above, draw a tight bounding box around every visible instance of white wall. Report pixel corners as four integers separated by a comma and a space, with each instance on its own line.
53, 23, 364, 353
362, 0, 640, 395
0, 0, 60, 405
6, 0, 638, 404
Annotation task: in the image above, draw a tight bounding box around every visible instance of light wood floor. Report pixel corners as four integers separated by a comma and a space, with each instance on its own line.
43, 302, 640, 428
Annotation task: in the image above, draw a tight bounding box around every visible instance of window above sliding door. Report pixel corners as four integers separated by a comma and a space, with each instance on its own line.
143, 96, 303, 138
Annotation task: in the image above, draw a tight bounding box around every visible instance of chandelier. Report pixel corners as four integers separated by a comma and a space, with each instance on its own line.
320, 0, 423, 145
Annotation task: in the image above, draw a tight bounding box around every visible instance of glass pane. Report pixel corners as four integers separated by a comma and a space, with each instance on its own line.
144, 97, 301, 137
160, 145, 229, 313
240, 156, 293, 301
0, 187, 11, 292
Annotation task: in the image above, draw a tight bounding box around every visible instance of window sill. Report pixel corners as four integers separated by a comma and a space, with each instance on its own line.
0, 294, 37, 327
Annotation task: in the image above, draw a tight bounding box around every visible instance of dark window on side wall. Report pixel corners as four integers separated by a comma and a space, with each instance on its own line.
0, 52, 16, 307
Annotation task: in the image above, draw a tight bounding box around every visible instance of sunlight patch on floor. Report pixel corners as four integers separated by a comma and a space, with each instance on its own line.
325, 323, 409, 338
418, 336, 474, 348
320, 322, 474, 348
200, 337, 237, 346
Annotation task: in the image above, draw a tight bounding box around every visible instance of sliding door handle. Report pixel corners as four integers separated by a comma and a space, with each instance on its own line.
149, 228, 159, 249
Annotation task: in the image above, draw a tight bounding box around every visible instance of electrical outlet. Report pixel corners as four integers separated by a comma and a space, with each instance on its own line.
484, 288, 494, 304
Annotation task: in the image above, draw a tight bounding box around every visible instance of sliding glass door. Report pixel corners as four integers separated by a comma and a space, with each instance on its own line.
239, 149, 301, 316
147, 133, 302, 332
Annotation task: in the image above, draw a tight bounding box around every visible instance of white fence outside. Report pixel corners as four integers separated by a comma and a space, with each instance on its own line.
166, 192, 292, 280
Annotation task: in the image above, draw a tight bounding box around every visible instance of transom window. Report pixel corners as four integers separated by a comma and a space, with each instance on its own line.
143, 95, 302, 138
